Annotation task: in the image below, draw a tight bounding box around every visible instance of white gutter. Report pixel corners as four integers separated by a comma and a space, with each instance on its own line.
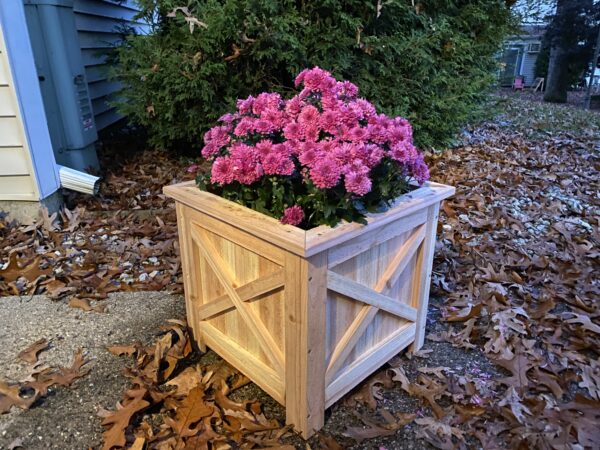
57, 165, 100, 195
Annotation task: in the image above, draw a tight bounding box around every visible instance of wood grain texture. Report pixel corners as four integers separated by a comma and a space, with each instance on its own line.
165, 181, 452, 438
175, 204, 205, 351
191, 226, 285, 374
325, 323, 416, 407
410, 203, 441, 351
305, 181, 454, 256
326, 210, 427, 268
324, 224, 425, 384
164, 182, 306, 256
196, 269, 284, 321
284, 252, 328, 438
198, 322, 285, 404
163, 181, 454, 257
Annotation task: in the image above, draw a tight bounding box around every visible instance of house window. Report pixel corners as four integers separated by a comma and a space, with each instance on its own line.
528, 43, 541, 53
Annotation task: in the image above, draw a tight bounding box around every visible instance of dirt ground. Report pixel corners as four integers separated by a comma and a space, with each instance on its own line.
0, 292, 493, 450
0, 292, 185, 449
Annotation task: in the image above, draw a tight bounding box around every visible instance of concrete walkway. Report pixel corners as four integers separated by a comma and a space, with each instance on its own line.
0, 292, 185, 450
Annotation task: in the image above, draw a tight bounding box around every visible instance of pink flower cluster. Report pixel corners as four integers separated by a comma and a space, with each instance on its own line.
201, 67, 429, 224
280, 205, 304, 226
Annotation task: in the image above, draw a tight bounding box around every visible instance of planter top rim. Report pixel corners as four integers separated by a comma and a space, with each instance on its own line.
164, 181, 454, 257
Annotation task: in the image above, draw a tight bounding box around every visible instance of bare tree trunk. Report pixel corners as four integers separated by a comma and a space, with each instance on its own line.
544, 44, 570, 102
544, 0, 570, 103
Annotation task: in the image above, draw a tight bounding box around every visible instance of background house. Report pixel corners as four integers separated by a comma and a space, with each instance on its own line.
498, 24, 545, 86
0, 0, 146, 222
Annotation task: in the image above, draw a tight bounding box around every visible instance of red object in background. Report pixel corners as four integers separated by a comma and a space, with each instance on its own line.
513, 77, 524, 90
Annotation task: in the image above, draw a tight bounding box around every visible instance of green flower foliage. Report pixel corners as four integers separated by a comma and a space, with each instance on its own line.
110, 0, 513, 150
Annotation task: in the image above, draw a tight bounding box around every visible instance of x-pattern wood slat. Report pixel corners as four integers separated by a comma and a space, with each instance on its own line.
196, 270, 284, 321
325, 224, 426, 383
190, 226, 285, 374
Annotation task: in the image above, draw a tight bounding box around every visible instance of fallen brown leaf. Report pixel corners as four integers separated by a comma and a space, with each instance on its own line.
17, 338, 50, 364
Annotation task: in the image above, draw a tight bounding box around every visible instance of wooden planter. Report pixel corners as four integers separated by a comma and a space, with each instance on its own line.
164, 181, 454, 438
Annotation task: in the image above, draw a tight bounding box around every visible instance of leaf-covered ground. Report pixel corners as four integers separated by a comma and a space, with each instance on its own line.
0, 93, 599, 448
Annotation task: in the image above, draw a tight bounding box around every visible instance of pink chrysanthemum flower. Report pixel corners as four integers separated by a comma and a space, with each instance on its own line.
335, 80, 359, 98
411, 156, 430, 184
298, 105, 320, 127
298, 142, 321, 167
255, 140, 274, 159
236, 96, 255, 115
255, 119, 276, 134
201, 143, 219, 159
345, 171, 372, 196
280, 205, 304, 226
234, 117, 255, 136
230, 143, 262, 184
310, 158, 342, 189
211, 157, 235, 185
199, 67, 430, 227
218, 113, 237, 124
283, 122, 303, 140
319, 110, 338, 134
347, 126, 368, 142
253, 92, 282, 115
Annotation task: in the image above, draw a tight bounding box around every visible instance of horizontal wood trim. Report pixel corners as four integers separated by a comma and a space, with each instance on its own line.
91, 95, 115, 115
186, 205, 286, 265
88, 80, 121, 100
0, 147, 30, 176
197, 269, 284, 321
102, 0, 140, 9
327, 209, 427, 268
327, 271, 417, 322
85, 65, 109, 83
164, 181, 453, 257
325, 323, 415, 407
74, 0, 139, 20
198, 322, 285, 405
78, 31, 123, 50
306, 182, 454, 256
0, 51, 9, 86
94, 108, 124, 130
74, 13, 148, 34
81, 49, 108, 67
164, 182, 307, 256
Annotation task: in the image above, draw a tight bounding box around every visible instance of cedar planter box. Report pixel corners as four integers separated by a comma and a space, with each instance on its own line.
164, 180, 454, 437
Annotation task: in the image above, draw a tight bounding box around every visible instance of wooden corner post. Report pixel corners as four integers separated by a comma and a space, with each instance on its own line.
410, 203, 440, 352
284, 251, 328, 438
175, 203, 206, 352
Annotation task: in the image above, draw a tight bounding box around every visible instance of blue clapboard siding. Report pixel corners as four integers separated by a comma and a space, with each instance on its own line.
520, 52, 538, 86
73, 0, 149, 130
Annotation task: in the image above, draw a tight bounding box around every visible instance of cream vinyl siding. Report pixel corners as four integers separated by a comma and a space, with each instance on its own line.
0, 24, 39, 201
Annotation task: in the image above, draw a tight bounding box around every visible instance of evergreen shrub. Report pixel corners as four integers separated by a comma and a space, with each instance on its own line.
110, 0, 512, 150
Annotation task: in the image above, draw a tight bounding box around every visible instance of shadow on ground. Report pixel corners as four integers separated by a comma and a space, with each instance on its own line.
0, 293, 495, 449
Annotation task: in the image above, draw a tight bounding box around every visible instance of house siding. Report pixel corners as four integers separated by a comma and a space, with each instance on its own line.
520, 51, 538, 85
0, 23, 38, 201
73, 0, 148, 131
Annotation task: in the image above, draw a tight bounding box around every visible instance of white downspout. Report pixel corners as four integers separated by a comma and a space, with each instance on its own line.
57, 165, 100, 195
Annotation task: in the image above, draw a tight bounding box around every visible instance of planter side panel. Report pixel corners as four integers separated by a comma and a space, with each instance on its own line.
177, 204, 287, 404
324, 206, 438, 406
